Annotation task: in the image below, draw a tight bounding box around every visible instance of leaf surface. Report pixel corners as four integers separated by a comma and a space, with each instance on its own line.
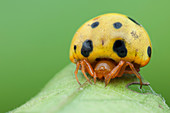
10, 64, 169, 113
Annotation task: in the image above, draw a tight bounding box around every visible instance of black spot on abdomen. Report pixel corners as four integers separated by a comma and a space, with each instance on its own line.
74, 45, 77, 53
128, 17, 141, 26
113, 22, 122, 29
113, 40, 127, 58
102, 40, 104, 46
81, 40, 93, 57
147, 46, 151, 57
91, 22, 99, 28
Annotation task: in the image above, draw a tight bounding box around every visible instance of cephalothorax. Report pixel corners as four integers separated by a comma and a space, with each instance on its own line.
69, 13, 152, 88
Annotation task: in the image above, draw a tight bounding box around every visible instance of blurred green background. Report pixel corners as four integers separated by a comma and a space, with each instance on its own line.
0, 0, 169, 112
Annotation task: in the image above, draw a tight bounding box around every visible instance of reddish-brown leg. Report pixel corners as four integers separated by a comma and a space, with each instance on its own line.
74, 61, 81, 85
82, 59, 98, 84
126, 62, 143, 89
82, 59, 94, 77
93, 72, 97, 84
117, 66, 140, 77
81, 61, 92, 84
124, 70, 134, 74
116, 63, 128, 77
105, 60, 126, 87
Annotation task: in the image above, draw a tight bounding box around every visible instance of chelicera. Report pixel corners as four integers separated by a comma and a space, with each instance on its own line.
74, 58, 143, 88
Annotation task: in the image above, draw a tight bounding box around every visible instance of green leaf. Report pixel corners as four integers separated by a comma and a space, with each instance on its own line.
10, 64, 169, 113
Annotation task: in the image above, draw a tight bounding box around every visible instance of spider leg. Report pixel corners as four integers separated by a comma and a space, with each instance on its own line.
81, 61, 92, 84
93, 72, 97, 84
82, 59, 97, 84
124, 70, 134, 74
74, 61, 81, 85
126, 62, 143, 89
116, 63, 128, 77
118, 64, 140, 76
82, 59, 94, 77
105, 60, 126, 87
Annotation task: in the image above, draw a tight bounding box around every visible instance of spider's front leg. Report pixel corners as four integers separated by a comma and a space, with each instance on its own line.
105, 60, 126, 87
104, 60, 143, 89
74, 59, 95, 85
